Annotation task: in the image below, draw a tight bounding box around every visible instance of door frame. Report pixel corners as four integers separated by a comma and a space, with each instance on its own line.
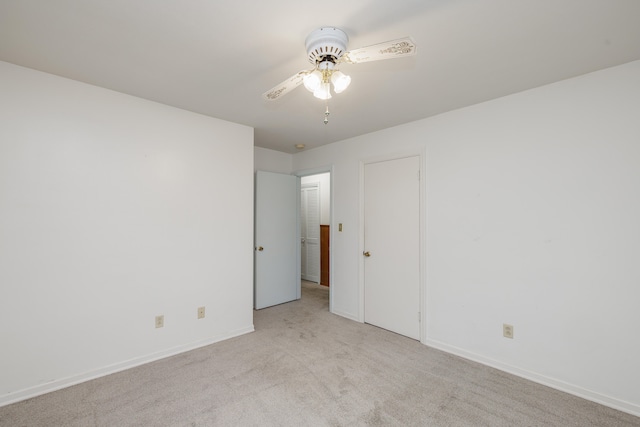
359, 150, 427, 343
293, 165, 333, 313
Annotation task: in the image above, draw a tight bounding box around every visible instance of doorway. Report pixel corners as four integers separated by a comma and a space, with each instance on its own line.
299, 171, 331, 309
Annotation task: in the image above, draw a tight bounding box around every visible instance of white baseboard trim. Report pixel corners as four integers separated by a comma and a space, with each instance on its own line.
0, 325, 255, 408
424, 338, 640, 418
331, 308, 360, 322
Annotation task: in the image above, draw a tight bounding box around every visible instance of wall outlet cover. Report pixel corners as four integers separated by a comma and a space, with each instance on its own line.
503, 323, 514, 339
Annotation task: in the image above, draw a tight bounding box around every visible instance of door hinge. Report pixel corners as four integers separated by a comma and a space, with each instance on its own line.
418, 311, 421, 322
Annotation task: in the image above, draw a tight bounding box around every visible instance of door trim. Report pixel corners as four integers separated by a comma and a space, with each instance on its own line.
358, 149, 427, 343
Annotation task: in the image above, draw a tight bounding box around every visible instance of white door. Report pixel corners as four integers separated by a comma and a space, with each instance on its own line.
363, 156, 420, 339
301, 184, 320, 283
254, 171, 300, 309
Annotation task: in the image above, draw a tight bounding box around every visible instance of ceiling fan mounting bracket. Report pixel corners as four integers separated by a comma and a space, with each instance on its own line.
305, 27, 349, 66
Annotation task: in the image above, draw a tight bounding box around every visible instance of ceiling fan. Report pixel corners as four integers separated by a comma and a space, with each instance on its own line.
262, 27, 416, 104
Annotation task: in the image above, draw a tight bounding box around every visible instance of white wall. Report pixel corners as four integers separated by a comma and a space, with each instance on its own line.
292, 60, 640, 415
254, 146, 292, 174
0, 61, 255, 405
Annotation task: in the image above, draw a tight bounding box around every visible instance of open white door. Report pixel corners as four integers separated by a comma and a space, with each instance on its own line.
254, 171, 300, 309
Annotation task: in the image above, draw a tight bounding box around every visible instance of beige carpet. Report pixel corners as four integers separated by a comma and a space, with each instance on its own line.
1, 281, 639, 426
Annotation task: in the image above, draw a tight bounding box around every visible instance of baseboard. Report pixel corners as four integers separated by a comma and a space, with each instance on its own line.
331, 308, 359, 322
424, 338, 640, 418
0, 325, 255, 408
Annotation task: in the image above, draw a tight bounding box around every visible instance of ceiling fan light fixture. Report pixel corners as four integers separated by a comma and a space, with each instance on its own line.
313, 82, 332, 100
262, 27, 417, 126
303, 70, 322, 92
331, 71, 351, 93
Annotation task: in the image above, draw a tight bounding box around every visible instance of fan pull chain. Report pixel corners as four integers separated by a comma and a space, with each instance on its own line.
324, 105, 330, 125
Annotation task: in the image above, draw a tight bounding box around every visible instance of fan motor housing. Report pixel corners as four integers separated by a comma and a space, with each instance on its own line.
305, 27, 349, 66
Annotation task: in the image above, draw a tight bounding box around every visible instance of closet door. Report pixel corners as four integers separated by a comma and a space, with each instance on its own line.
301, 183, 320, 283
363, 156, 420, 339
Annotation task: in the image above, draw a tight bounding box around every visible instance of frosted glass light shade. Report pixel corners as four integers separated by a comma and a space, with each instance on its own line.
303, 70, 322, 92
313, 82, 332, 100
331, 71, 351, 93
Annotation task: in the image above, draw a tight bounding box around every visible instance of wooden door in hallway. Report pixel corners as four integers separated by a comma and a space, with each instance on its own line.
320, 225, 330, 286
363, 156, 420, 339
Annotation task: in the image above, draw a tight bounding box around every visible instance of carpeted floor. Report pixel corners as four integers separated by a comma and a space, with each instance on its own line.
1, 281, 639, 426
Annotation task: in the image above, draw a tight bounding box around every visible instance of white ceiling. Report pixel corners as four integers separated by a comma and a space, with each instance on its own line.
1, 0, 639, 153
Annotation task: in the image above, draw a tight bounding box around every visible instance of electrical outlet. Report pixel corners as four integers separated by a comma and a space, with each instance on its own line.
503, 323, 514, 339
197, 306, 205, 319
155, 315, 164, 328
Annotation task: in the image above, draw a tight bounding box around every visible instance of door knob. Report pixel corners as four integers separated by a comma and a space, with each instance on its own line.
363, 251, 371, 257
256, 246, 264, 251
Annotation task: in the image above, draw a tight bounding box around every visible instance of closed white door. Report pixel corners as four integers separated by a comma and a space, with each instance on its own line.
254, 171, 300, 309
301, 184, 320, 283
363, 156, 420, 339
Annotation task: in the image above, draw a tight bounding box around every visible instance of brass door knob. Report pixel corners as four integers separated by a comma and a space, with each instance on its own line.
256, 246, 264, 251
363, 251, 371, 257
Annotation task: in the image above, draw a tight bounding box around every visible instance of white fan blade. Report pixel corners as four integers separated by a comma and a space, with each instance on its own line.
262, 70, 311, 101
342, 37, 416, 64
